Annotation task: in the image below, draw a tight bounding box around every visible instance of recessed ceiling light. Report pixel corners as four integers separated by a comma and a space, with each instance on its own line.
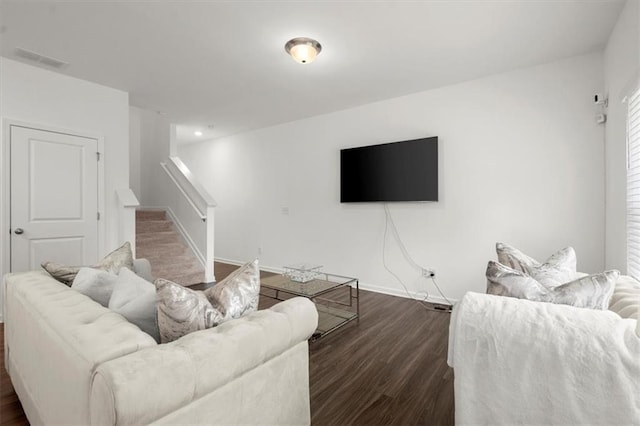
285, 37, 322, 64
194, 131, 203, 137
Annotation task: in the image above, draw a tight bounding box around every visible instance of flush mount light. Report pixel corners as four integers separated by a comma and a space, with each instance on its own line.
284, 37, 322, 64
194, 131, 203, 137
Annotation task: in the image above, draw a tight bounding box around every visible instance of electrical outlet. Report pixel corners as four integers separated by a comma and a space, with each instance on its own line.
258, 246, 262, 255
422, 268, 436, 278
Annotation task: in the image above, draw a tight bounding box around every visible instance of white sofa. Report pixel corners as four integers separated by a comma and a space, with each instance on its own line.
3, 268, 318, 425
448, 276, 640, 425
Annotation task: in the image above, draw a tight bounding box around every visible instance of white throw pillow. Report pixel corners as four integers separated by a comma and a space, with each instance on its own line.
71, 267, 119, 307
109, 267, 160, 342
486, 260, 618, 310
496, 242, 577, 289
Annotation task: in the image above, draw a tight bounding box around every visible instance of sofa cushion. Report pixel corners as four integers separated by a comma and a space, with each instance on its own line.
91, 297, 318, 425
71, 267, 119, 307
109, 267, 160, 342
486, 261, 617, 310
41, 241, 134, 286
496, 243, 577, 288
156, 259, 260, 343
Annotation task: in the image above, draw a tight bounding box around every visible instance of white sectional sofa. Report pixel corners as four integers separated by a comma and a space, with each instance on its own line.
448, 275, 640, 425
3, 269, 318, 425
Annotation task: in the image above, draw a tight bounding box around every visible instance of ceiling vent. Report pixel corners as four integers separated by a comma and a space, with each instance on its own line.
14, 47, 69, 69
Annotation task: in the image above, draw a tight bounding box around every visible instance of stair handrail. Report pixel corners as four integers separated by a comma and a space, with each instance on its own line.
160, 157, 217, 221
159, 156, 216, 282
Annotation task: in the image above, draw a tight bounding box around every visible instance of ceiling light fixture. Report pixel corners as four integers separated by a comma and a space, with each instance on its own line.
284, 37, 322, 64
194, 131, 203, 136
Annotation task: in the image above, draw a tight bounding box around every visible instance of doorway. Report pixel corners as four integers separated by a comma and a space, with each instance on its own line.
9, 125, 99, 272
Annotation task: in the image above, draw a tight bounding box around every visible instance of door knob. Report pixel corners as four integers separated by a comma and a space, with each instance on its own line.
14, 228, 24, 235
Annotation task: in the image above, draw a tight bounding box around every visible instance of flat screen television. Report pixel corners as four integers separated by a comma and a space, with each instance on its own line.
340, 137, 438, 202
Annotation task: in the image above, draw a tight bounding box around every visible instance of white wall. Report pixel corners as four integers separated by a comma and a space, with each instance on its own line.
130, 108, 172, 207
0, 58, 130, 278
178, 52, 605, 301
604, 0, 640, 272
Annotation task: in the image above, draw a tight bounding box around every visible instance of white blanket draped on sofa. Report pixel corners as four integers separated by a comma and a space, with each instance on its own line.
448, 292, 640, 425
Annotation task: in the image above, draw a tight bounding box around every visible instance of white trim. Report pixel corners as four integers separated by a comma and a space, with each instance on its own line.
160, 162, 206, 220
1, 119, 106, 277
358, 281, 456, 306
214, 256, 457, 306
626, 88, 640, 280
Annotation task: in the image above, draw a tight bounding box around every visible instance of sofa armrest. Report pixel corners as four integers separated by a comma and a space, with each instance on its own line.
90, 297, 318, 425
448, 292, 640, 424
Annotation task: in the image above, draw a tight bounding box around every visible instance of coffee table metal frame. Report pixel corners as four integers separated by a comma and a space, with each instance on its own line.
260, 272, 359, 341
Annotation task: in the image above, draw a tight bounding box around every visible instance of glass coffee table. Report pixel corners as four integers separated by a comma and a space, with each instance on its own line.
260, 272, 359, 341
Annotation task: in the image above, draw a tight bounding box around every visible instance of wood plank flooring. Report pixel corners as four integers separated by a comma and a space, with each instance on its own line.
0, 262, 454, 425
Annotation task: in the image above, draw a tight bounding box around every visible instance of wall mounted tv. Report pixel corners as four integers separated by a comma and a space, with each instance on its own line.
340, 137, 438, 203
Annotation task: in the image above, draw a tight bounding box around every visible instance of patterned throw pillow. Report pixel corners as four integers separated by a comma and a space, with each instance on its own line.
156, 259, 260, 343
41, 242, 134, 286
496, 242, 577, 289
486, 260, 618, 310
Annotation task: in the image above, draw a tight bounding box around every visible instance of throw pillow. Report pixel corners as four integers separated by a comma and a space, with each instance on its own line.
41, 241, 134, 286
71, 267, 119, 307
206, 258, 260, 320
486, 260, 618, 310
496, 242, 577, 288
109, 267, 160, 343
156, 259, 260, 343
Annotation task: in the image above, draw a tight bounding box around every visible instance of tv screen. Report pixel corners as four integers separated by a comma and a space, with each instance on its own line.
340, 137, 438, 202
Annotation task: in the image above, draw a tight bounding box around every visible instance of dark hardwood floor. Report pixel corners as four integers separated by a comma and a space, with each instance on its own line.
1, 262, 454, 425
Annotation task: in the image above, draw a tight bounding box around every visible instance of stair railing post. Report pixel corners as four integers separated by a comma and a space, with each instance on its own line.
205, 206, 215, 283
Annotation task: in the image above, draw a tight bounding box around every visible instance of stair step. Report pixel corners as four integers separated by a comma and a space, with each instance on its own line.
148, 255, 202, 272
136, 209, 167, 221
137, 220, 174, 234
153, 270, 205, 287
140, 250, 192, 261
136, 231, 182, 245
135, 208, 205, 288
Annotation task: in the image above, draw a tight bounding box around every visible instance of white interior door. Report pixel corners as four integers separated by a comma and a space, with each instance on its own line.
10, 125, 99, 272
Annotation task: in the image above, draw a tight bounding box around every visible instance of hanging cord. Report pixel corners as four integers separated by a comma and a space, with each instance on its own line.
382, 204, 432, 310
383, 203, 453, 307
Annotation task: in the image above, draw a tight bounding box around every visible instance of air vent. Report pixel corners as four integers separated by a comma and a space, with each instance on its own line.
14, 47, 69, 69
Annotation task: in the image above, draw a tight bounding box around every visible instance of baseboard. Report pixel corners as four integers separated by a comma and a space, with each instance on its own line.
215, 256, 284, 276
358, 281, 456, 307
215, 256, 456, 307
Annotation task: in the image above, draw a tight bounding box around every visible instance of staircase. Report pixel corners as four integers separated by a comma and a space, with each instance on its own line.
136, 209, 205, 286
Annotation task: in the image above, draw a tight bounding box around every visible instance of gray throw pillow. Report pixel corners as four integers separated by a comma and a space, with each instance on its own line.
71, 267, 119, 307
486, 260, 618, 310
41, 241, 134, 286
496, 242, 577, 288
109, 267, 160, 342
156, 259, 260, 343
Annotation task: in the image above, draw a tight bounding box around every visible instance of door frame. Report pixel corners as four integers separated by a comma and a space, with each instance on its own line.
1, 118, 106, 279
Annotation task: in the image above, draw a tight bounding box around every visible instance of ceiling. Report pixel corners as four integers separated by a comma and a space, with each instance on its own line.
0, 0, 625, 143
